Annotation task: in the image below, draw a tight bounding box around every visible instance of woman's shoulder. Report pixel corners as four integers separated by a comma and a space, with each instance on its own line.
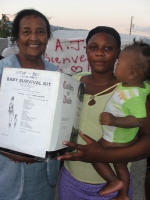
72, 72, 91, 81
0, 55, 20, 78
0, 55, 18, 67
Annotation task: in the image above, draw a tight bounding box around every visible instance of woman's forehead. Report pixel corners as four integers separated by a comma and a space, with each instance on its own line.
88, 32, 119, 45
19, 15, 46, 28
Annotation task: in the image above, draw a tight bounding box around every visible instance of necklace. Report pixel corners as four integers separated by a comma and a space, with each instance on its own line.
88, 83, 120, 105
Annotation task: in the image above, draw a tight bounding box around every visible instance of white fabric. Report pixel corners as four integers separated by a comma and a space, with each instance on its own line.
46, 31, 150, 75
2, 46, 19, 57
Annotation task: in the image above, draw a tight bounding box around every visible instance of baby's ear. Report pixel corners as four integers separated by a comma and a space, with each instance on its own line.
128, 69, 137, 80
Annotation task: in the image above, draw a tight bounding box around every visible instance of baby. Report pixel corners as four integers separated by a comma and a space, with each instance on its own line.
92, 41, 150, 200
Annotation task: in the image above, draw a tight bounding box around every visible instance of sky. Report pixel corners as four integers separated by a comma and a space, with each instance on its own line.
0, 0, 150, 38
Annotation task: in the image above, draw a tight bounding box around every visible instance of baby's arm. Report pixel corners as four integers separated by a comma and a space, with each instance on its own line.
101, 112, 145, 128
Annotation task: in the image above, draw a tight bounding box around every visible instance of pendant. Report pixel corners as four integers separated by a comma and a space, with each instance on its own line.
90, 95, 95, 99
88, 99, 96, 106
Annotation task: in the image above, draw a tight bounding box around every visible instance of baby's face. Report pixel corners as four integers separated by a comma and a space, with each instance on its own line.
114, 50, 134, 83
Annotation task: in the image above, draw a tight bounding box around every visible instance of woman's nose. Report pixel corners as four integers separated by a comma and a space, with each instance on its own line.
29, 33, 38, 40
95, 48, 104, 56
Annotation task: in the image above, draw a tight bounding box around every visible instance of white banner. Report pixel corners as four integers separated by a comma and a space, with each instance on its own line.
45, 30, 91, 75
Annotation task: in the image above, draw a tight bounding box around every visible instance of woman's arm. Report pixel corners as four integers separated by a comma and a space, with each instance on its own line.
58, 97, 150, 163
0, 151, 36, 163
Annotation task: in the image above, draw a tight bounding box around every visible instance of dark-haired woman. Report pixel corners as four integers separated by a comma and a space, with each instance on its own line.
0, 9, 60, 200
58, 26, 150, 200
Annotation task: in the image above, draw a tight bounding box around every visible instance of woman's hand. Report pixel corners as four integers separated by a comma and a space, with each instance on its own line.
57, 132, 105, 163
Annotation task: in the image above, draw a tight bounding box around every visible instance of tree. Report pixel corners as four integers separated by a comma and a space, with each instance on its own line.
0, 14, 11, 38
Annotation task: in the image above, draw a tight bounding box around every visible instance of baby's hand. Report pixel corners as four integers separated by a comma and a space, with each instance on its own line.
100, 112, 116, 126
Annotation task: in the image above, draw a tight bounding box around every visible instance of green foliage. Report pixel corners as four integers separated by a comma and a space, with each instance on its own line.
0, 14, 11, 38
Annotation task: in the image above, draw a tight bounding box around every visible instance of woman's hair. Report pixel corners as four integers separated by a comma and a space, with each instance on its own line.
11, 9, 51, 45
123, 41, 150, 80
86, 26, 121, 48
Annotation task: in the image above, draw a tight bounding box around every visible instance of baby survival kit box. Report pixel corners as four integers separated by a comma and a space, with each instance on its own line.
0, 68, 84, 160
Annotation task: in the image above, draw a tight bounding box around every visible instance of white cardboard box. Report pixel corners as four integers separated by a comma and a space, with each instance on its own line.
0, 68, 84, 159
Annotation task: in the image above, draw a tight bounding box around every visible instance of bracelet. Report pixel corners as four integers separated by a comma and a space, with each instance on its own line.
113, 117, 116, 126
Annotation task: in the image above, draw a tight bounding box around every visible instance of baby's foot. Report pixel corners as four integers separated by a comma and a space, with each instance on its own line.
98, 180, 123, 196
111, 194, 130, 200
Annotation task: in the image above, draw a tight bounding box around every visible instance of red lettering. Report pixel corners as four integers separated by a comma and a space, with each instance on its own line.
55, 39, 63, 51
70, 40, 84, 51
62, 58, 71, 64
63, 95, 66, 103
80, 55, 86, 62
63, 81, 66, 89
51, 57, 55, 63
88, 65, 91, 72
71, 66, 83, 73
71, 56, 78, 64
44, 53, 50, 62
55, 57, 61, 64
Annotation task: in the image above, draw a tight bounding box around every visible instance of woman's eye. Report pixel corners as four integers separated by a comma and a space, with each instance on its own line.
23, 30, 30, 34
37, 30, 45, 34
89, 46, 98, 50
105, 46, 113, 51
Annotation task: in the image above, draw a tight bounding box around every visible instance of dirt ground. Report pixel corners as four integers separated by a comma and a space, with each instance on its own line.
131, 159, 146, 200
